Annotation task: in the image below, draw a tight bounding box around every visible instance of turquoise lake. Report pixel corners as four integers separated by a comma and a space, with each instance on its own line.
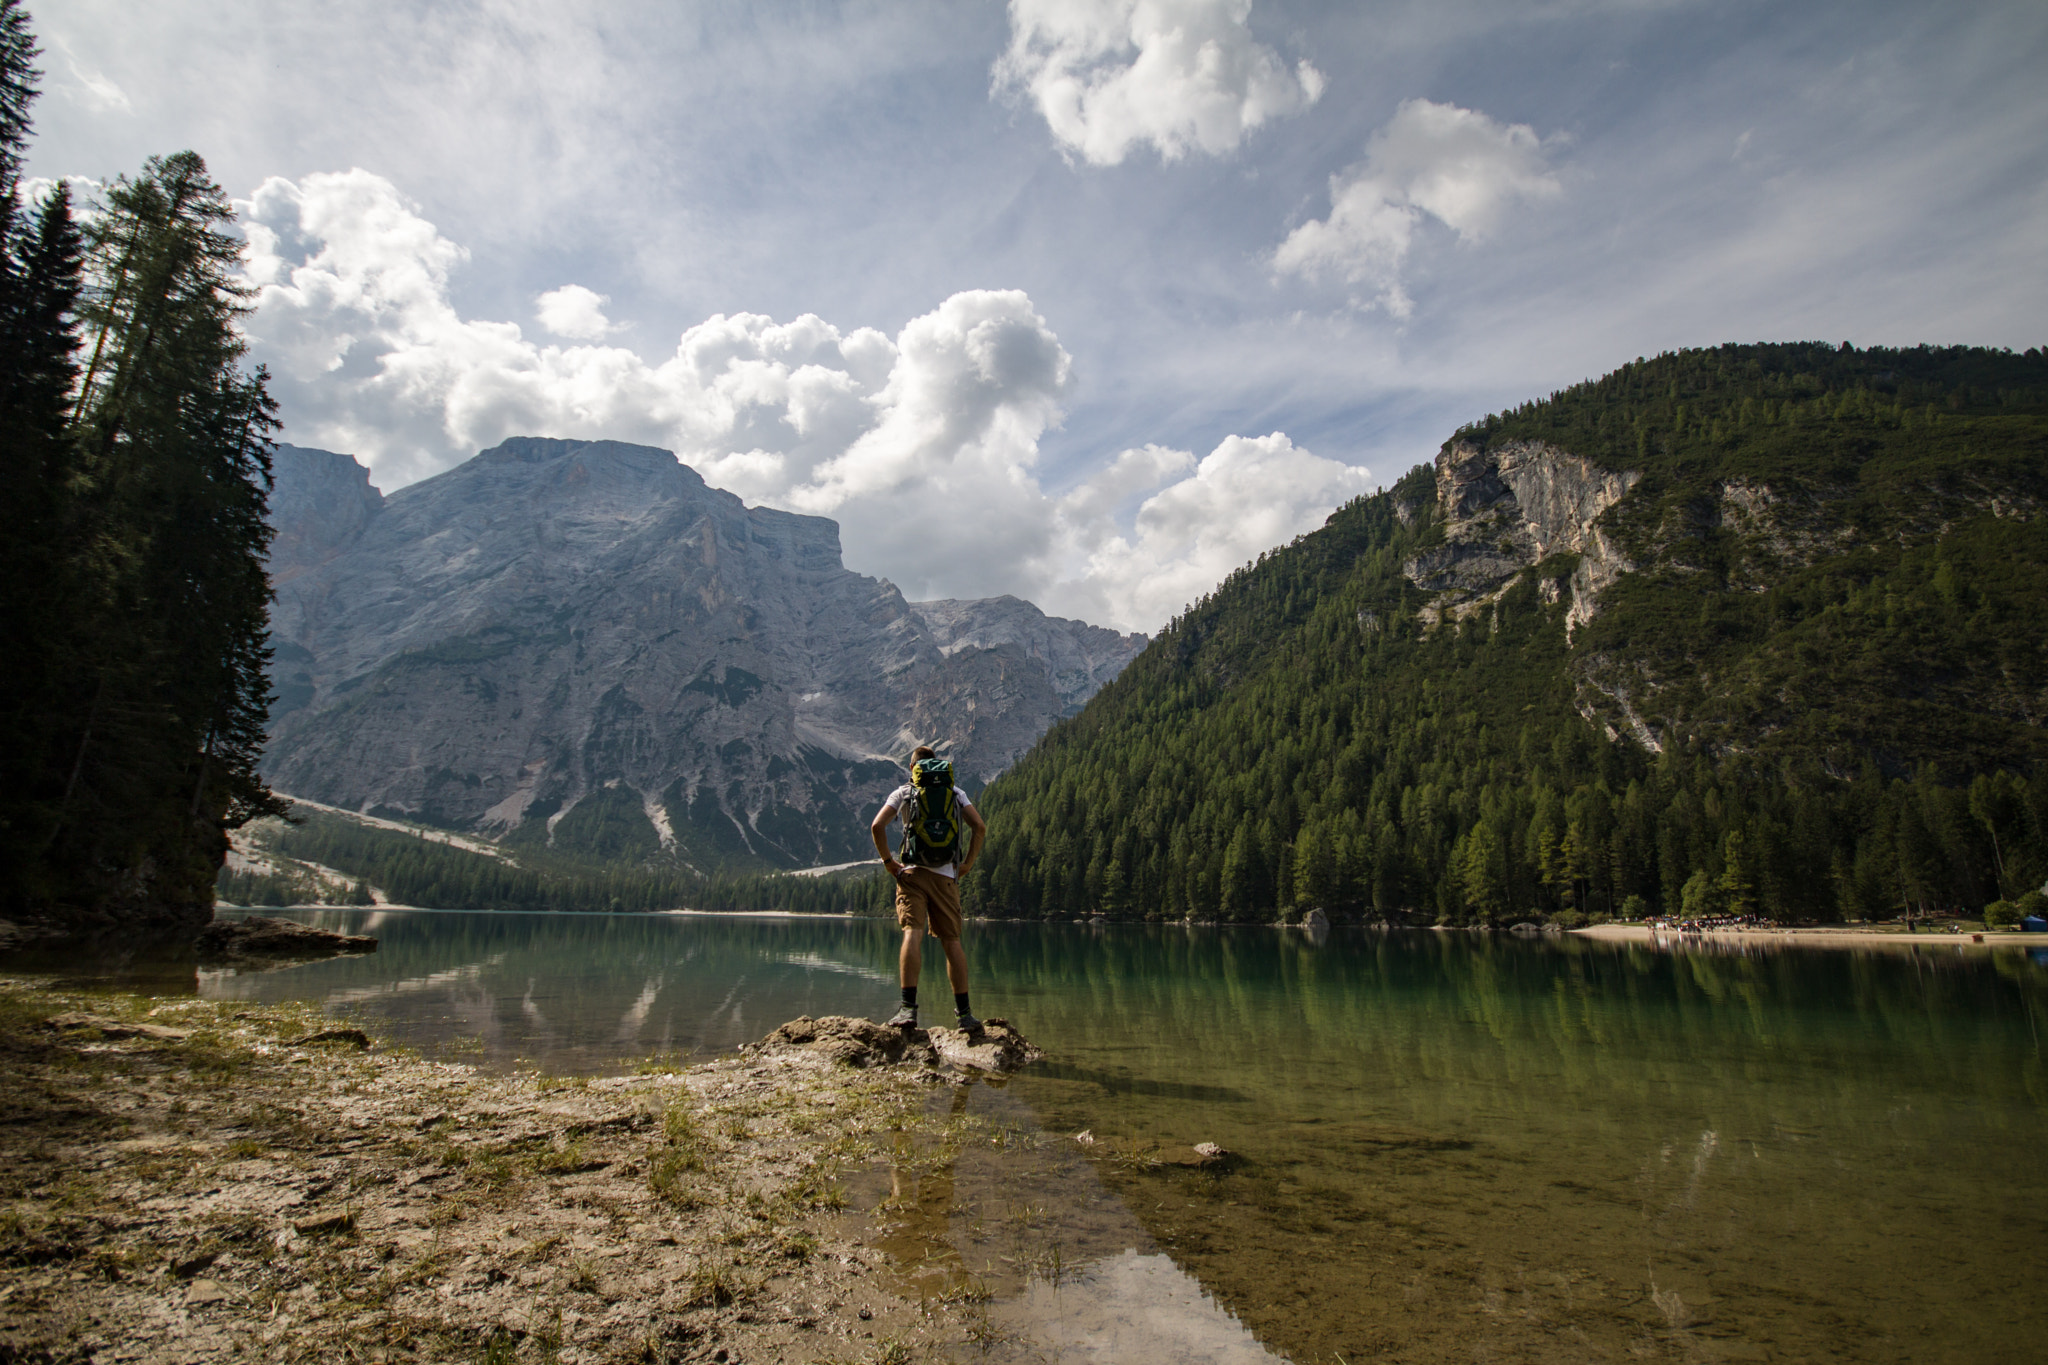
31, 909, 2048, 1363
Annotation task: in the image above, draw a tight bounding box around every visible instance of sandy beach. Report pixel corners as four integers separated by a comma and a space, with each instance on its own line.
1573, 923, 2044, 950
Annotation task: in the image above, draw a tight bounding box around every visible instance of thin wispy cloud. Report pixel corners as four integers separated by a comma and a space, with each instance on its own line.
50, 35, 131, 113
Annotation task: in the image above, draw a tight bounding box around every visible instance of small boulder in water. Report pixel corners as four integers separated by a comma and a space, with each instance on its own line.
757, 1015, 926, 1068
756, 1014, 1044, 1074
198, 916, 376, 962
928, 1017, 1043, 1073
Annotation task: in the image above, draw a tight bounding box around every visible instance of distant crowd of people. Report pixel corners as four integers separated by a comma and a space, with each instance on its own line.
1649, 914, 1774, 934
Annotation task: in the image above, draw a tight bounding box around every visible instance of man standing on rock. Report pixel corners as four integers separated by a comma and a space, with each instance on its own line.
871, 745, 986, 1035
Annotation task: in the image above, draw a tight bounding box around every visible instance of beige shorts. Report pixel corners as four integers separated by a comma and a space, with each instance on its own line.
894, 867, 963, 941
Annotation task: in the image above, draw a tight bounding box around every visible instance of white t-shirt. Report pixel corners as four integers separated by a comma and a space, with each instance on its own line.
884, 783, 976, 879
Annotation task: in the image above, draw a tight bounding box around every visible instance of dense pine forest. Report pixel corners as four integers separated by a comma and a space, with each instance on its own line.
0, 1, 283, 931
965, 343, 2048, 926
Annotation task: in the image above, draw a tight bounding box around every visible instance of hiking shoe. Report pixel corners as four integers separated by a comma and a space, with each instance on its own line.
955, 1011, 984, 1035
886, 1005, 918, 1029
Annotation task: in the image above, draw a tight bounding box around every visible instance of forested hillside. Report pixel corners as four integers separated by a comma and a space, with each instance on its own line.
967, 343, 2048, 925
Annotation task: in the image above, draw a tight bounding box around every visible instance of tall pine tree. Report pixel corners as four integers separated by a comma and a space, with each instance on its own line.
0, 0, 284, 931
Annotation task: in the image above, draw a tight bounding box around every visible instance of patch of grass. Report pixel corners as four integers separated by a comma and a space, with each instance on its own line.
776, 1229, 819, 1263
224, 1137, 266, 1160
467, 1153, 522, 1190
784, 1165, 849, 1212
962, 1303, 1011, 1356
519, 1233, 564, 1264
682, 1259, 750, 1309
394, 1247, 458, 1288
662, 1101, 701, 1148
1107, 1137, 1163, 1172
534, 1072, 589, 1093
527, 1305, 565, 1364
568, 1257, 600, 1294
533, 1139, 588, 1175
648, 1149, 705, 1209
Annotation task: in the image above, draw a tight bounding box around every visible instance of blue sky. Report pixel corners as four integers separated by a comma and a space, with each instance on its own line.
27, 0, 2048, 629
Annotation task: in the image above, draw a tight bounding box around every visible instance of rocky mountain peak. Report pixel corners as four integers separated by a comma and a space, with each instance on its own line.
267, 443, 383, 585
908, 595, 1146, 713
261, 439, 1146, 870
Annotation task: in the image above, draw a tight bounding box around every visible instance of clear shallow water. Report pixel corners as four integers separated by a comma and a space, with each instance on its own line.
14, 910, 2047, 1363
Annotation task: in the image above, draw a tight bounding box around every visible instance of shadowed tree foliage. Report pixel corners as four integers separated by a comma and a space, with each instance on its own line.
965, 343, 2048, 926
0, 0, 283, 931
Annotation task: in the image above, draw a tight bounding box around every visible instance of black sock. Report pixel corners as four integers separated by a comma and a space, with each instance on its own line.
954, 992, 971, 1016
901, 986, 917, 1009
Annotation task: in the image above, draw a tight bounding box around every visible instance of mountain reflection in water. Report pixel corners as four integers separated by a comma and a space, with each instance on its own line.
20, 909, 2043, 1363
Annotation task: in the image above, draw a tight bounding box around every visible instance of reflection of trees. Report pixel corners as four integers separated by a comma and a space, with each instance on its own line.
977, 924, 2048, 1143
980, 925, 2048, 1365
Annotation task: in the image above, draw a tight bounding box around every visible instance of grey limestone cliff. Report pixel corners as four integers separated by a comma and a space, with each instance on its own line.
262, 438, 1146, 868
1404, 439, 1639, 633
1401, 438, 1653, 748
1398, 427, 2043, 758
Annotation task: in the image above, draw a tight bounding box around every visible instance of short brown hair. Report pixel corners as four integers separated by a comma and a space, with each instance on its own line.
911, 745, 935, 763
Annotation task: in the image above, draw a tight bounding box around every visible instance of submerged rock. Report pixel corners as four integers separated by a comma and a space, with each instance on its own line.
196, 915, 376, 963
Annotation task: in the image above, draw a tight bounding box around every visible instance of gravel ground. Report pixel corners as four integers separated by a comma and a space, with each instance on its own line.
0, 979, 1036, 1364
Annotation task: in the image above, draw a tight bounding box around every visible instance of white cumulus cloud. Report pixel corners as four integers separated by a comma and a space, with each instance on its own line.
535, 284, 616, 341
238, 168, 1369, 632
1276, 98, 1562, 315
1051, 433, 1374, 627
994, 0, 1323, 166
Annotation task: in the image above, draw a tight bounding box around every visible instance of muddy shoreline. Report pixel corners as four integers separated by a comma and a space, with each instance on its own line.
0, 979, 1045, 1364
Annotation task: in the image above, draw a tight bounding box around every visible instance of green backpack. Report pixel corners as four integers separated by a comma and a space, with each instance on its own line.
899, 758, 962, 867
